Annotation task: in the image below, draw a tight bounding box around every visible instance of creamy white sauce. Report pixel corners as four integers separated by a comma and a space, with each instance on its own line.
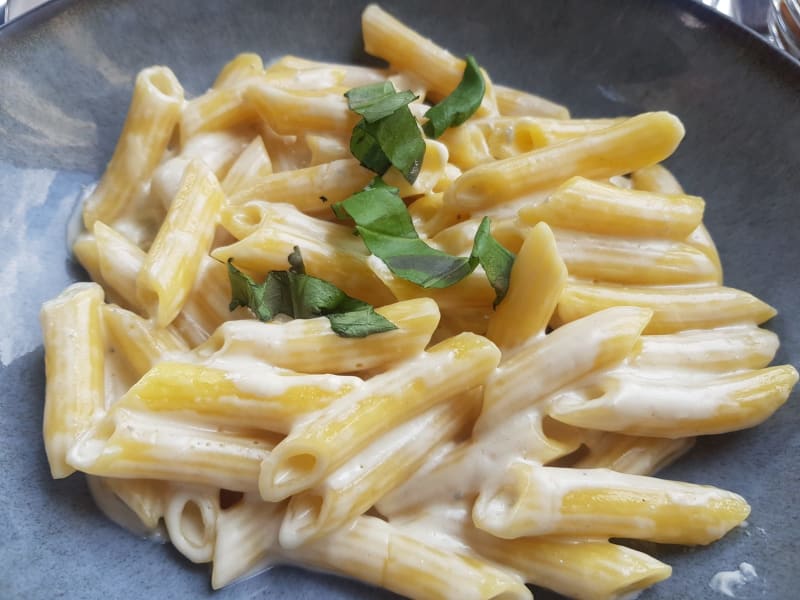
709, 562, 758, 597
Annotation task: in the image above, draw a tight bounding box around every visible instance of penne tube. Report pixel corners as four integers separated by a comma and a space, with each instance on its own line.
226, 158, 373, 212
280, 390, 480, 548
40, 283, 106, 478
214, 202, 394, 307
361, 4, 498, 115
283, 515, 531, 600
101, 304, 188, 379
67, 408, 279, 491
211, 495, 285, 589
244, 81, 357, 135
465, 529, 672, 600
163, 484, 220, 564
221, 135, 274, 195
473, 462, 751, 544
518, 176, 705, 240
103, 478, 169, 531
548, 364, 798, 437
259, 332, 501, 501
178, 128, 252, 180
552, 227, 719, 285
486, 222, 567, 350
213, 52, 264, 89
194, 298, 440, 374
92, 222, 147, 311
83, 67, 184, 227
305, 133, 351, 166
494, 84, 570, 119
433, 112, 686, 231
179, 87, 258, 145
264, 54, 388, 89
686, 223, 723, 282
630, 324, 780, 372
631, 163, 685, 194
476, 306, 653, 434
569, 433, 695, 476
115, 361, 363, 434
558, 282, 777, 334
377, 410, 582, 518
137, 160, 224, 327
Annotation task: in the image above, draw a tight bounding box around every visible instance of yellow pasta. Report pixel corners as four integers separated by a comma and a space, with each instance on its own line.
42, 6, 798, 600
82, 67, 184, 228
40, 283, 106, 478
473, 462, 750, 544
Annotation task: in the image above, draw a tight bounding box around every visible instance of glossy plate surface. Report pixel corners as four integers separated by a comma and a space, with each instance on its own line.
1, 1, 799, 598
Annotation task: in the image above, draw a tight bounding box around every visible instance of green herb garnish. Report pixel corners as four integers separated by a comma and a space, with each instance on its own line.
227, 248, 397, 338
346, 82, 426, 184
333, 178, 515, 306
423, 55, 485, 139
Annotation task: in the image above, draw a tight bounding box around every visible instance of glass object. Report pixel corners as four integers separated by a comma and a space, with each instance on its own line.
768, 0, 800, 57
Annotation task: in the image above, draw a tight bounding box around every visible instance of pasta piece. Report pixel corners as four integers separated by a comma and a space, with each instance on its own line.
179, 87, 258, 145
473, 462, 750, 544
382, 139, 451, 198
211, 495, 284, 589
283, 515, 532, 600
486, 222, 567, 350
518, 176, 705, 240
630, 163, 685, 194
494, 84, 570, 119
362, 4, 498, 115
466, 529, 672, 600
551, 227, 719, 285
305, 133, 351, 166
245, 81, 357, 135
137, 160, 224, 327
103, 478, 169, 531
221, 135, 273, 195
548, 365, 798, 437
82, 67, 184, 227
226, 158, 373, 213
477, 306, 653, 433
40, 283, 106, 478
558, 282, 776, 334
565, 433, 694, 476
259, 332, 501, 500
194, 298, 439, 374
280, 390, 480, 547
67, 408, 279, 491
114, 361, 362, 434
630, 324, 779, 372
264, 54, 387, 89
432, 112, 685, 231
685, 223, 723, 281
102, 304, 188, 378
163, 484, 220, 563
213, 52, 265, 89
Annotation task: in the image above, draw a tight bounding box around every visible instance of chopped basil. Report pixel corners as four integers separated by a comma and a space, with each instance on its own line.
334, 178, 515, 306
227, 248, 397, 338
345, 81, 426, 184
423, 55, 485, 139
346, 82, 418, 123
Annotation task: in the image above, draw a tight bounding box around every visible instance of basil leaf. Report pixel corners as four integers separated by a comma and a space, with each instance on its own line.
472, 217, 515, 306
226, 250, 397, 338
423, 55, 485, 139
346, 82, 426, 184
346, 82, 418, 123
334, 178, 515, 304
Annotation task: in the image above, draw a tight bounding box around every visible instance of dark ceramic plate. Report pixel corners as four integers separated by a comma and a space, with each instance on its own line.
1, 0, 799, 598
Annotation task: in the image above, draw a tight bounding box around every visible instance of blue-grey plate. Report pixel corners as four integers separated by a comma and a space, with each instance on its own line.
1, 0, 799, 598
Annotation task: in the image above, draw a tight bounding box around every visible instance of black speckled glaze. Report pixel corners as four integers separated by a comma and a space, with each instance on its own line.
1, 1, 798, 599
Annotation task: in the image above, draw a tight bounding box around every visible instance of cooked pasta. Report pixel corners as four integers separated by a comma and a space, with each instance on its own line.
40, 4, 796, 600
